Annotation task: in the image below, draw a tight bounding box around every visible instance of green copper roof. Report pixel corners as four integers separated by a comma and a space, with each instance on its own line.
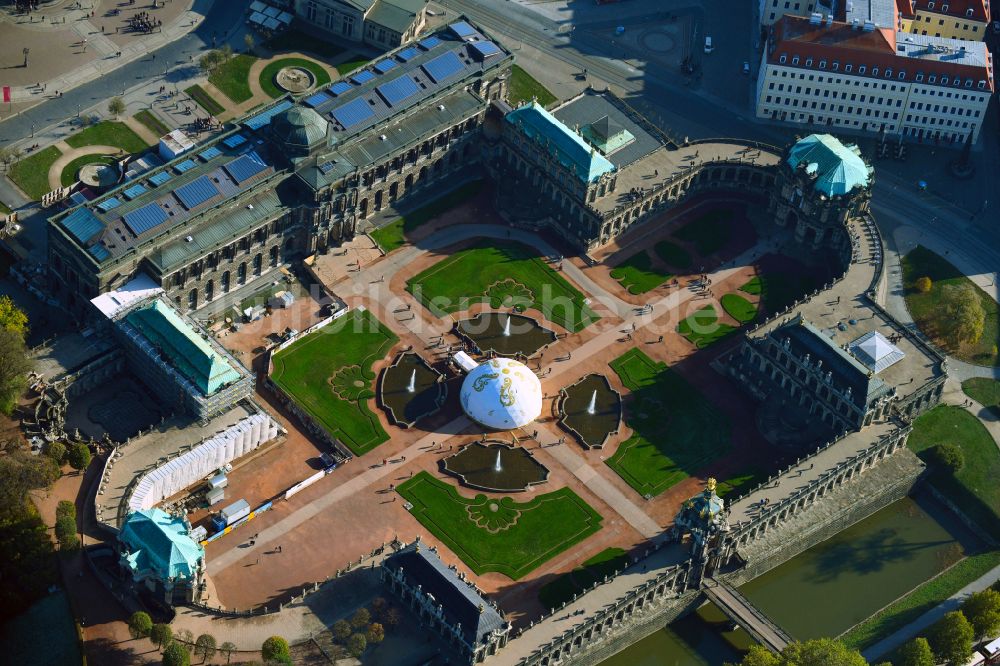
505, 101, 616, 183
125, 300, 240, 395
120, 509, 203, 581
787, 134, 871, 197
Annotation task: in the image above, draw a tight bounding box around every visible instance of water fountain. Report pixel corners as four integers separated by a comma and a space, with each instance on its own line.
494, 449, 503, 472
407, 369, 416, 393
557, 374, 623, 449
442, 441, 549, 492
587, 389, 597, 415
503, 315, 511, 337
455, 312, 557, 358
377, 352, 447, 428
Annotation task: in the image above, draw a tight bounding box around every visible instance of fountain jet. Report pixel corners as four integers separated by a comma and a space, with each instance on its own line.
494, 449, 503, 472
503, 315, 511, 337
407, 369, 416, 393
586, 389, 597, 415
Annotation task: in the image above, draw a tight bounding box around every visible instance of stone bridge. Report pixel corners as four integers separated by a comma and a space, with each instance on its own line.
703, 579, 791, 654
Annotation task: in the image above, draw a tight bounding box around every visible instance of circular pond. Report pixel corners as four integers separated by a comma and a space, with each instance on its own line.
455, 312, 556, 358
558, 374, 622, 449
441, 441, 549, 492
275, 66, 315, 93
377, 352, 446, 428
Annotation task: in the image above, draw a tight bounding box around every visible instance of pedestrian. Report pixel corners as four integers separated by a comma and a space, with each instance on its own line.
382, 457, 387, 466
278, 545, 282, 553
401, 455, 406, 462
389, 483, 395, 491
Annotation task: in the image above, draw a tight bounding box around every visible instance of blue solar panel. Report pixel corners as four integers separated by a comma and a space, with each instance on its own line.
449, 21, 476, 38
304, 91, 333, 107
69, 191, 88, 206
470, 41, 502, 59
88, 244, 111, 262
330, 98, 375, 129
397, 47, 419, 62
377, 75, 420, 107
373, 59, 397, 74
175, 159, 196, 174
330, 81, 352, 96
419, 36, 441, 50
422, 51, 464, 83
198, 146, 222, 161
318, 161, 336, 174
351, 70, 376, 85
123, 203, 169, 236
96, 197, 122, 212
175, 175, 219, 210
222, 133, 247, 148
62, 208, 103, 243
122, 183, 148, 201
224, 153, 268, 184
149, 171, 173, 187
244, 100, 293, 131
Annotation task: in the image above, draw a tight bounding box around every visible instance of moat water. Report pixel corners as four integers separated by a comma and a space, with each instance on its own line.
600, 495, 977, 665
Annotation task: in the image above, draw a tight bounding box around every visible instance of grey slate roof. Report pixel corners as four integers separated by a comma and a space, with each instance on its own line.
551, 92, 662, 169
366, 0, 424, 33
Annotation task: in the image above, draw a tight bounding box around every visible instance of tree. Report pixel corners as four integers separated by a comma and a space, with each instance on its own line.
55, 513, 79, 550
162, 640, 191, 666
150, 623, 173, 650
0, 327, 32, 415
56, 500, 76, 522
930, 442, 964, 473
194, 633, 216, 662
219, 641, 236, 664
108, 97, 126, 118
350, 607, 370, 629
732, 646, 779, 666
128, 611, 153, 640
198, 50, 226, 74
732, 639, 866, 666
0, 296, 28, 337
347, 633, 367, 658
46, 441, 66, 465
244, 33, 255, 54
261, 636, 291, 664
961, 589, 1000, 640
914, 276, 932, 293
66, 443, 92, 473
332, 619, 352, 642
940, 283, 986, 347
366, 622, 384, 644
384, 607, 401, 627
930, 611, 974, 666
898, 637, 934, 666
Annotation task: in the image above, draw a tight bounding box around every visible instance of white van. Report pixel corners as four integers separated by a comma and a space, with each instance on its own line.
704, 36, 713, 53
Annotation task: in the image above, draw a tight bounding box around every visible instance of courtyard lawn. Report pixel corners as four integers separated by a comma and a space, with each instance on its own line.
908, 405, 1000, 536
742, 272, 819, 315
209, 54, 257, 104
538, 548, 628, 610
266, 29, 346, 58
902, 245, 999, 366
406, 240, 600, 333
336, 56, 370, 75
672, 210, 734, 256
609, 250, 672, 295
397, 472, 603, 579
184, 84, 226, 116
370, 180, 483, 253
8, 146, 62, 200
60, 154, 116, 188
720, 293, 758, 324
270, 309, 398, 455
962, 378, 1000, 418
654, 240, 692, 270
606, 349, 732, 496
508, 65, 557, 108
260, 57, 332, 99
66, 121, 148, 154
133, 110, 170, 137
677, 305, 737, 348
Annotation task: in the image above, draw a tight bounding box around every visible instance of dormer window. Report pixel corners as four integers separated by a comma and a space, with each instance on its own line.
885, 68, 892, 77
832, 60, 840, 70
915, 72, 923, 82
871, 67, 878, 76
780, 54, 787, 63
966, 7, 974, 15
941, 75, 948, 84
942, 4, 949, 11
845, 64, 853, 72
965, 78, 973, 87
898, 71, 905, 79
927, 1, 934, 8
819, 59, 827, 68
805, 58, 813, 67
792, 55, 800, 65
978, 80, 987, 89
858, 65, 867, 74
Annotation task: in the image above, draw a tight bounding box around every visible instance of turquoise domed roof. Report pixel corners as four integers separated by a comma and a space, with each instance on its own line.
120, 509, 203, 581
787, 134, 871, 197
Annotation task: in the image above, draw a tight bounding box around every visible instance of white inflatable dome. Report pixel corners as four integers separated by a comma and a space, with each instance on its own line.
460, 357, 542, 430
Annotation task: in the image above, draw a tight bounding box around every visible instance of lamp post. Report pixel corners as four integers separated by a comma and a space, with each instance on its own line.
22, 47, 29, 68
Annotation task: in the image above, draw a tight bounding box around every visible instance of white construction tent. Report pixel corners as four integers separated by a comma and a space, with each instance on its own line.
128, 413, 278, 512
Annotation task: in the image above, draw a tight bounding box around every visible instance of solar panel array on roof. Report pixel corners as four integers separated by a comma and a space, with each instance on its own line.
449, 21, 477, 39
198, 146, 222, 161
222, 134, 247, 148
97, 197, 122, 212
351, 70, 376, 85
223, 153, 268, 185
175, 159, 197, 174
244, 99, 293, 131
123, 183, 148, 201
123, 203, 169, 236
419, 36, 441, 50
304, 91, 333, 107
69, 191, 88, 206
63, 208, 103, 244
318, 161, 336, 174
377, 75, 420, 107
149, 171, 173, 187
397, 47, 419, 62
89, 244, 111, 262
470, 40, 501, 59
330, 97, 376, 129
422, 51, 464, 83
175, 175, 220, 210
373, 59, 398, 74
330, 81, 352, 96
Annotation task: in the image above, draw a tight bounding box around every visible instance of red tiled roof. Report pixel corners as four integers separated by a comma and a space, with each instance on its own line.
896, 0, 916, 19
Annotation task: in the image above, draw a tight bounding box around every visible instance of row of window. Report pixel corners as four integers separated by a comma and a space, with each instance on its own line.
915, 14, 979, 29
921, 1, 978, 17
762, 109, 974, 140
764, 96, 899, 119
774, 55, 988, 89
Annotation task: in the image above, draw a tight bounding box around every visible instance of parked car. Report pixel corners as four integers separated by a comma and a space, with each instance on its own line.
704, 36, 713, 53
743, 61, 751, 75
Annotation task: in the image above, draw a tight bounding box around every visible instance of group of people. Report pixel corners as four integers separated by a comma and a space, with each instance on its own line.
127, 11, 162, 34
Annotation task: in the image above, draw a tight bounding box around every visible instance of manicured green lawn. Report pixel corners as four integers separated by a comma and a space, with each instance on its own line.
742, 273, 819, 315
902, 245, 998, 366
184, 84, 226, 116
209, 54, 257, 104
606, 349, 731, 496
336, 57, 370, 75
397, 472, 603, 579
270, 309, 398, 455
66, 121, 148, 153
260, 58, 332, 99
720, 293, 758, 324
8, 146, 61, 200
677, 305, 737, 347
909, 405, 1000, 535
60, 154, 115, 188
133, 110, 170, 137
654, 240, 692, 269
673, 210, 733, 256
371, 181, 483, 252
538, 547, 628, 610
508, 65, 557, 107
739, 276, 762, 295
406, 240, 599, 333
962, 378, 1000, 418
266, 29, 346, 58
841, 549, 1000, 652
609, 250, 672, 295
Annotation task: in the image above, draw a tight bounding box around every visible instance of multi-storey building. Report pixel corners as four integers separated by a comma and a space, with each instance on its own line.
293, 0, 428, 50
897, 0, 991, 41
756, 14, 994, 142
760, 0, 831, 26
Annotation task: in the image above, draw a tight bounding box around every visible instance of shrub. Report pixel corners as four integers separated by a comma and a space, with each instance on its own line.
46, 441, 66, 464
347, 633, 367, 658
930, 442, 965, 473
961, 589, 1000, 640
128, 611, 153, 640
161, 640, 190, 666
350, 607, 370, 629
66, 443, 92, 472
930, 611, 974, 666
915, 276, 932, 293
366, 622, 384, 644
150, 623, 173, 650
261, 636, 291, 664
56, 500, 76, 522
332, 619, 351, 642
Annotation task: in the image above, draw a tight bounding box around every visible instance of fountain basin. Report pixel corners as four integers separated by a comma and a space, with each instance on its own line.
377, 352, 447, 428
557, 374, 623, 449
441, 441, 549, 492
454, 312, 556, 359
